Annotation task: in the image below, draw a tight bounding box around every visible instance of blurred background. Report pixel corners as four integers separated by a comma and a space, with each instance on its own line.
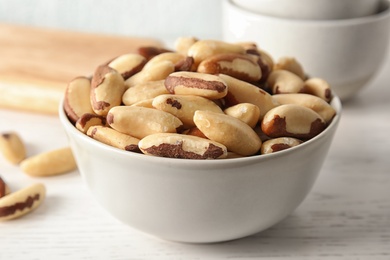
0, 0, 223, 41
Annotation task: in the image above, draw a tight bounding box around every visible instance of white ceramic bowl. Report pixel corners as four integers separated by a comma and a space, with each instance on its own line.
59, 97, 341, 243
233, 0, 381, 20
223, 0, 390, 101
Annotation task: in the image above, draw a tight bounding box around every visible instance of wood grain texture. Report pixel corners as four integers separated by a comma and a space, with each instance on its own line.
0, 23, 161, 114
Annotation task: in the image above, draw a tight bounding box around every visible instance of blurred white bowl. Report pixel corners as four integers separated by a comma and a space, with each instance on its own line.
59, 96, 341, 243
223, 0, 390, 101
233, 0, 381, 20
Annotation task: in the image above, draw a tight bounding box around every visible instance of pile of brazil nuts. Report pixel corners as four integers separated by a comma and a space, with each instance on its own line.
64, 37, 337, 159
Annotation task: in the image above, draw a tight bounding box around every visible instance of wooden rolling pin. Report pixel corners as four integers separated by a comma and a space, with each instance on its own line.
0, 23, 162, 115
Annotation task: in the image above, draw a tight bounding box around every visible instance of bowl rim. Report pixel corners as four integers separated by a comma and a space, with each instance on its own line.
225, 0, 390, 26
59, 95, 342, 167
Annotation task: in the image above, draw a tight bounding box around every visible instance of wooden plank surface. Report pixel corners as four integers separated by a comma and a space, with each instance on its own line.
0, 23, 161, 114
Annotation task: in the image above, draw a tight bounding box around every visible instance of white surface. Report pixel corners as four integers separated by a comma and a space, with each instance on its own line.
1, 50, 390, 259
222, 0, 390, 101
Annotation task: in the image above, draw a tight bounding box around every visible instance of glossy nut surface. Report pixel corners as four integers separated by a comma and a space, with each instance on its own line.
274, 57, 306, 80
139, 133, 227, 159
223, 103, 261, 128
267, 70, 305, 94
152, 94, 223, 127
122, 80, 169, 106
64, 76, 94, 124
262, 104, 326, 140
90, 65, 125, 116
187, 39, 246, 66
75, 113, 106, 134
125, 60, 175, 88
272, 93, 336, 123
261, 137, 303, 154
108, 53, 146, 80
194, 110, 262, 156
165, 71, 228, 99
304, 77, 333, 102
197, 53, 261, 82
87, 126, 140, 152
219, 74, 278, 120
107, 106, 183, 139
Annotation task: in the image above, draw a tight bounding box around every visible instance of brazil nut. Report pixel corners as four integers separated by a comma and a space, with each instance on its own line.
261, 137, 303, 154
0, 132, 26, 165
0, 183, 46, 221
144, 52, 193, 72
122, 80, 169, 106
139, 133, 227, 159
267, 69, 305, 94
194, 110, 262, 156
187, 40, 246, 66
219, 74, 278, 120
304, 77, 333, 103
87, 126, 140, 152
64, 76, 94, 124
165, 71, 228, 99
107, 53, 146, 80
90, 65, 125, 116
272, 93, 336, 123
274, 57, 306, 80
261, 104, 326, 140
197, 53, 261, 82
223, 103, 261, 128
125, 60, 175, 88
107, 106, 183, 139
152, 94, 223, 128
20, 147, 77, 177
75, 113, 106, 134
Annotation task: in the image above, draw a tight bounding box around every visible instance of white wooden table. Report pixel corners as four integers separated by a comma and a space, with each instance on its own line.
1, 55, 389, 260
